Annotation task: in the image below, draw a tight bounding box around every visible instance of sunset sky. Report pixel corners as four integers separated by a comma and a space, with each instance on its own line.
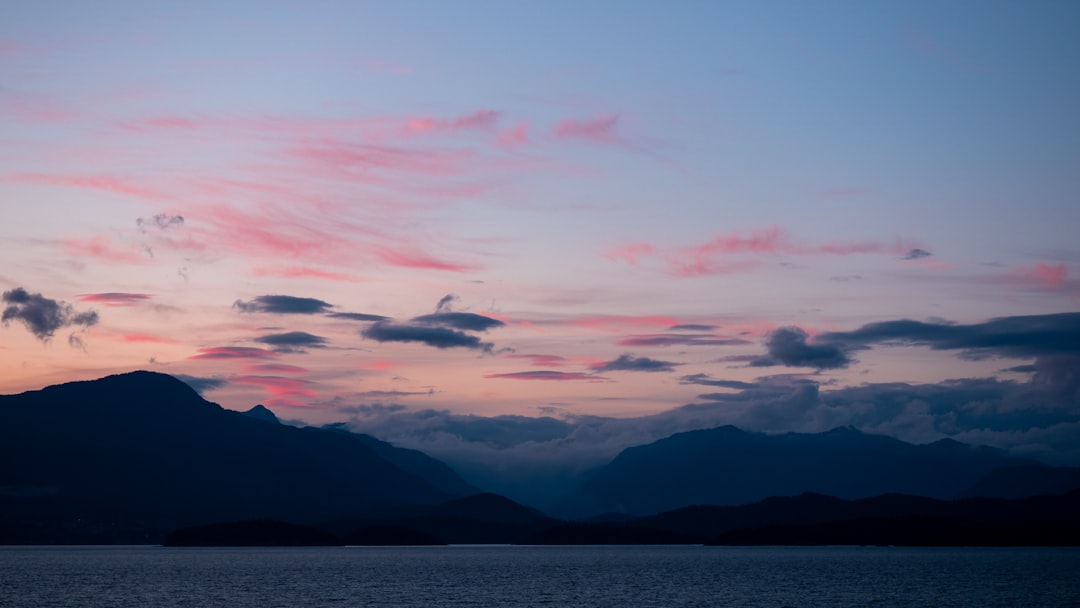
3, 2, 1079, 465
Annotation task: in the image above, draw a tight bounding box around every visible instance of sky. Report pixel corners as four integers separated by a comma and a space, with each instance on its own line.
2, 1, 1080, 469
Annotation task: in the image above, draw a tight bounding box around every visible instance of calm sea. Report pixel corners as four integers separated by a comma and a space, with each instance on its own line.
1, 545, 1078, 608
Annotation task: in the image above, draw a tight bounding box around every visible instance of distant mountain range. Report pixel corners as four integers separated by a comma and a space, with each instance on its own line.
2, 371, 1078, 544
567, 424, 1079, 516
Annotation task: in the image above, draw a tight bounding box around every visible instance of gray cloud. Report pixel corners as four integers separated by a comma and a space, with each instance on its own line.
411, 312, 505, 332
618, 333, 749, 347
818, 312, 1080, 360
327, 312, 389, 322
1, 288, 99, 342
361, 321, 494, 352
751, 326, 852, 369
902, 248, 932, 260
679, 373, 757, 390
336, 368, 1080, 507
593, 353, 680, 373
253, 331, 328, 353
435, 293, 457, 314
136, 213, 184, 232
668, 324, 716, 331
233, 295, 333, 314
174, 374, 228, 395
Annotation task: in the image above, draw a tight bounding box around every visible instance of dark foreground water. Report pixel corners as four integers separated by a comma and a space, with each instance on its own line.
1, 545, 1078, 608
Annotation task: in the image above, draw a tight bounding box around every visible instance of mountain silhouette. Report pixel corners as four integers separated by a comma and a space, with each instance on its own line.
0, 371, 472, 543
322, 492, 557, 544
572, 425, 1050, 515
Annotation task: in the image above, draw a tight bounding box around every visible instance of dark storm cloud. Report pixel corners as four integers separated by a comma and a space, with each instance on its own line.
361, 321, 494, 352
750, 326, 852, 369
411, 312, 505, 331
818, 312, 1080, 360
327, 312, 390, 322
679, 373, 757, 390
253, 331, 328, 353
233, 295, 333, 314
1, 287, 99, 341
136, 213, 184, 232
901, 248, 932, 260
668, 324, 716, 331
174, 374, 228, 395
592, 353, 680, 373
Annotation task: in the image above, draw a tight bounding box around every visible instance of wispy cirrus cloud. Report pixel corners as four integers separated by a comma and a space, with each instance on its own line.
231, 374, 318, 405
187, 346, 279, 360
1000, 263, 1069, 292
606, 226, 925, 277
505, 353, 569, 367
8, 172, 174, 200
496, 121, 528, 147
400, 109, 500, 135
250, 266, 364, 282
617, 333, 750, 347
95, 331, 178, 345
484, 370, 605, 382
552, 115, 621, 144
62, 236, 149, 265
76, 293, 153, 307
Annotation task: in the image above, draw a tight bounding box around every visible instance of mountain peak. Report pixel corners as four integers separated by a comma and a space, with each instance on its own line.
243, 404, 280, 424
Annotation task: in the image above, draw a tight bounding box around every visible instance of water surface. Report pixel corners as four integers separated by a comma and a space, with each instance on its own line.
2, 545, 1078, 607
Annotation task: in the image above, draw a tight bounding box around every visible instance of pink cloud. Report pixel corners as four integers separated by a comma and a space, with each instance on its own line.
505, 353, 568, 367
246, 363, 310, 374
402, 109, 500, 135
77, 293, 153, 306
293, 140, 470, 182
484, 370, 605, 382
91, 331, 178, 345
232, 375, 318, 406
117, 332, 179, 344
9, 172, 173, 200
552, 115, 620, 143
251, 266, 364, 282
3, 94, 75, 124
608, 226, 923, 277
497, 121, 528, 147
359, 359, 398, 371
1003, 263, 1068, 291
375, 247, 479, 272
63, 236, 149, 265
188, 346, 279, 360
118, 115, 203, 132
603, 242, 656, 265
